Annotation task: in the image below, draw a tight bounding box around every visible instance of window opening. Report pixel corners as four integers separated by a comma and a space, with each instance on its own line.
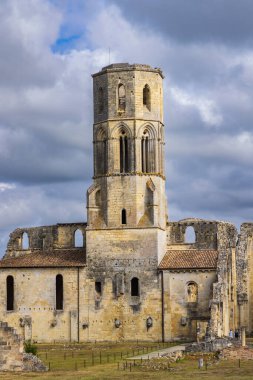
6, 276, 14, 311
143, 84, 151, 111
22, 232, 29, 250
121, 209, 127, 225
142, 130, 152, 173
118, 84, 126, 111
120, 132, 129, 173
95, 281, 102, 296
187, 282, 198, 303
56, 274, 63, 310
74, 229, 83, 247
185, 226, 196, 243
131, 277, 139, 296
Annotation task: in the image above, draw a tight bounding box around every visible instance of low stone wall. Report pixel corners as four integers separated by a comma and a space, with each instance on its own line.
185, 338, 233, 353
220, 347, 253, 360
161, 349, 183, 362
23, 353, 48, 371
0, 321, 47, 372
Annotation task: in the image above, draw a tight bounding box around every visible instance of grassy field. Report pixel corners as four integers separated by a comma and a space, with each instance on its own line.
0, 342, 253, 380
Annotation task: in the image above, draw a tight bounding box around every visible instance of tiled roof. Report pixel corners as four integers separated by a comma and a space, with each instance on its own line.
159, 250, 218, 270
0, 249, 86, 268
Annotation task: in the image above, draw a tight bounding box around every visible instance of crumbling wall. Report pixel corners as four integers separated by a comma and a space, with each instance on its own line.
210, 222, 238, 337
167, 219, 218, 249
236, 223, 253, 333
5, 223, 87, 258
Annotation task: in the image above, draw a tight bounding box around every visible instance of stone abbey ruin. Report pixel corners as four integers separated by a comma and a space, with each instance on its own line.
0, 63, 252, 346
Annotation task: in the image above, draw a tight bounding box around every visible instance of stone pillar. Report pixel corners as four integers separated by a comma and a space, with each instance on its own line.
241, 327, 246, 347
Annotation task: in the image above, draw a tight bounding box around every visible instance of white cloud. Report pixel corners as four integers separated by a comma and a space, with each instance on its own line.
171, 86, 223, 126
0, 183, 16, 192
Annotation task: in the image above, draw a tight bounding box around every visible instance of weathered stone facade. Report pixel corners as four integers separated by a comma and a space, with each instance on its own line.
0, 63, 252, 343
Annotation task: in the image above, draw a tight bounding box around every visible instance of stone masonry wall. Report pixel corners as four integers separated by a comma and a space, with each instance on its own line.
0, 267, 86, 343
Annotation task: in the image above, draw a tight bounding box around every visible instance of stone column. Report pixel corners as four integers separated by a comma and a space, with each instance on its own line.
241, 326, 246, 347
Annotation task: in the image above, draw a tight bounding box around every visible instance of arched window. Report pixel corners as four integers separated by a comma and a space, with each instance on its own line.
185, 226, 196, 243
141, 129, 155, 173
121, 209, 127, 225
131, 277, 139, 296
56, 274, 63, 310
22, 232, 29, 250
6, 276, 14, 311
74, 229, 83, 247
187, 282, 198, 303
120, 132, 129, 173
98, 87, 104, 114
118, 84, 126, 112
143, 84, 151, 111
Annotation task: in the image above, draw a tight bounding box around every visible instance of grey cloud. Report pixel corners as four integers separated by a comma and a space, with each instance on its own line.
108, 0, 253, 47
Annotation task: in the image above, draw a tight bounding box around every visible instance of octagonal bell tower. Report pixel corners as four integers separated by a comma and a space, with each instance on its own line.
87, 63, 167, 231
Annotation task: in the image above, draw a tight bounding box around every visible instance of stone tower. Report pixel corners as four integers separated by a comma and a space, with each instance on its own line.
85, 64, 167, 340
87, 63, 167, 231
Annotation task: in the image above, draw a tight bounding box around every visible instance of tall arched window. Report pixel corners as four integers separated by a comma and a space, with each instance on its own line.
98, 87, 104, 114
143, 84, 151, 111
187, 282, 198, 303
120, 132, 129, 173
131, 277, 139, 296
121, 209, 127, 225
118, 84, 126, 112
6, 275, 14, 311
141, 129, 155, 173
141, 133, 149, 172
56, 274, 63, 310
22, 232, 29, 250
74, 229, 83, 247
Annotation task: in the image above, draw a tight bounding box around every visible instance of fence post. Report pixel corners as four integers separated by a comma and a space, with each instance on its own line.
100, 351, 102, 364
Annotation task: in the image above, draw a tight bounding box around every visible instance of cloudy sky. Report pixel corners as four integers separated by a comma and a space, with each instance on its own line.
1, 0, 253, 254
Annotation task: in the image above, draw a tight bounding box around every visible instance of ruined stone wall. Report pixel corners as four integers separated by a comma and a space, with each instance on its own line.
236, 223, 253, 333
163, 270, 216, 340
5, 223, 87, 258
167, 219, 218, 249
210, 222, 238, 337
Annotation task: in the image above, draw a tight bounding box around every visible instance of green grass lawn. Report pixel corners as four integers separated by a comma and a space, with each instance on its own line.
0, 341, 253, 380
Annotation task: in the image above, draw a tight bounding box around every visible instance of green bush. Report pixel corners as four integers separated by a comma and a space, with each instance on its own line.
24, 340, 37, 355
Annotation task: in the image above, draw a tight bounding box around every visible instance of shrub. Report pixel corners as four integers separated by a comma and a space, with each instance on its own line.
24, 340, 37, 355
